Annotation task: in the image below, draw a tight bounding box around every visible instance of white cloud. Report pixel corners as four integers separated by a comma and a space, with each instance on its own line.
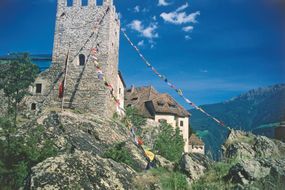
134, 5, 140, 13
185, 35, 191, 40
160, 11, 200, 25
176, 3, 189, 12
160, 3, 200, 25
138, 40, 144, 47
182, 26, 194, 32
128, 20, 159, 39
158, 0, 171, 6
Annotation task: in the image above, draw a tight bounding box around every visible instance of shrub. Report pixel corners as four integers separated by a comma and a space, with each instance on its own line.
123, 107, 146, 134
153, 122, 184, 162
103, 142, 138, 170
0, 119, 57, 189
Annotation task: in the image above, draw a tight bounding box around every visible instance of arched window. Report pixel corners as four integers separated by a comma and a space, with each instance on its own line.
79, 54, 85, 66
31, 103, 36, 110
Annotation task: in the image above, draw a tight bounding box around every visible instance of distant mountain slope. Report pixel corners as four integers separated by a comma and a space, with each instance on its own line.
189, 84, 285, 159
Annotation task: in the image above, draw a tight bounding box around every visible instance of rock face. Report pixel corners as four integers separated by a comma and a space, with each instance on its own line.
222, 130, 285, 187
139, 119, 160, 149
30, 151, 135, 190
180, 153, 213, 181
23, 110, 148, 189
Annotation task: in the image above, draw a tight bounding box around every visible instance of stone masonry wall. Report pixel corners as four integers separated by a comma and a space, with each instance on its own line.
24, 0, 120, 118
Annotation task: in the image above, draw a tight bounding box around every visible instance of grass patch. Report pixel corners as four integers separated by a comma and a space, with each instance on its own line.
191, 160, 237, 190
135, 167, 189, 190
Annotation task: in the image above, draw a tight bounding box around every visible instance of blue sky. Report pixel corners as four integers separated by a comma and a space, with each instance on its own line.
0, 0, 284, 108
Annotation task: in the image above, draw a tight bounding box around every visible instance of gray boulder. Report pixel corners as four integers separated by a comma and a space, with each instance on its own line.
180, 153, 213, 181
30, 150, 136, 190
155, 155, 175, 171
224, 159, 270, 185
223, 130, 285, 187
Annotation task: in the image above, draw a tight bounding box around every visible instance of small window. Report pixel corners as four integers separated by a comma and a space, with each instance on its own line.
180, 121, 184, 127
127, 104, 132, 107
31, 103, 36, 110
79, 54, 85, 66
157, 101, 164, 106
131, 97, 138, 101
119, 88, 121, 95
35, 84, 42, 93
169, 103, 176, 108
158, 119, 167, 123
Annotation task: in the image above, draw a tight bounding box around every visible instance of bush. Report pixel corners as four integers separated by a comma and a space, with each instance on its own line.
153, 122, 184, 162
123, 107, 146, 135
103, 142, 138, 171
0, 119, 57, 189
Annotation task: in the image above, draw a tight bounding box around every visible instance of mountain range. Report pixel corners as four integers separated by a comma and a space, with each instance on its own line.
189, 84, 285, 159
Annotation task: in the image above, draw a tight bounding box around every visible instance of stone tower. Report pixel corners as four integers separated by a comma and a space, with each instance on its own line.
25, 0, 121, 117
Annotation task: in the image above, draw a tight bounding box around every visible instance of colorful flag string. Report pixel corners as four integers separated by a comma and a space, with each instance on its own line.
120, 28, 231, 130
90, 48, 124, 111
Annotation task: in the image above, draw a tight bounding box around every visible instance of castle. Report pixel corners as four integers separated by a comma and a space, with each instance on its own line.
25, 0, 125, 117
23, 0, 202, 153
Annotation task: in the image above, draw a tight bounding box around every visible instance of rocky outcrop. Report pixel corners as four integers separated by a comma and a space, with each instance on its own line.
30, 150, 136, 190
155, 155, 175, 171
222, 130, 285, 187
223, 130, 284, 160
139, 119, 160, 149
21, 110, 150, 189
180, 153, 213, 182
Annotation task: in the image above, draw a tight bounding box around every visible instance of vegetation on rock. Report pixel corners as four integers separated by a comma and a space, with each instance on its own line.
135, 167, 189, 190
0, 119, 57, 189
123, 106, 146, 135
103, 142, 138, 171
154, 122, 185, 163
191, 130, 285, 190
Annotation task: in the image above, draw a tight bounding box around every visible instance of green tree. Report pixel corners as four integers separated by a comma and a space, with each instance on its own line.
0, 118, 57, 189
123, 107, 146, 134
0, 53, 39, 124
154, 122, 185, 163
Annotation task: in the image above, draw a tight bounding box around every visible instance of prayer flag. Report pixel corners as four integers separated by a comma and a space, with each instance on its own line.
59, 80, 64, 98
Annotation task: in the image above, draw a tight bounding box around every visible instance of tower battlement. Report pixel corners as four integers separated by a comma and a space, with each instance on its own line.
58, 0, 113, 7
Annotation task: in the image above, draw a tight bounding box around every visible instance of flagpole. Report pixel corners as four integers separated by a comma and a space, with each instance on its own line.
61, 51, 69, 112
